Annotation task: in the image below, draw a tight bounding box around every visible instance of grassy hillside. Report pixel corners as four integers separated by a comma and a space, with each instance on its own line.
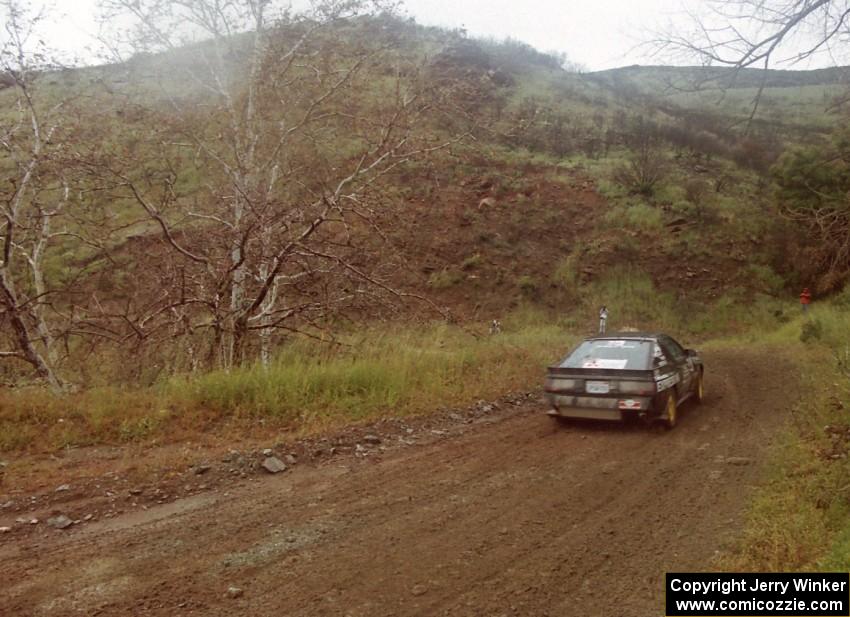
588, 64, 850, 130
0, 13, 847, 389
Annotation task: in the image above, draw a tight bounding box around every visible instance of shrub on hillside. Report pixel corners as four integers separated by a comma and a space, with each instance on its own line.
833, 285, 850, 309
613, 145, 669, 197
772, 133, 850, 292
517, 275, 539, 297
551, 249, 582, 289
603, 202, 663, 231
747, 264, 786, 295
800, 318, 824, 343
428, 269, 463, 289
461, 254, 482, 270
682, 178, 717, 223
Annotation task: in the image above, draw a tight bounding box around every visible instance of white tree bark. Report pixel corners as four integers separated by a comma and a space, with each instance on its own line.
97, 0, 465, 370
0, 0, 66, 390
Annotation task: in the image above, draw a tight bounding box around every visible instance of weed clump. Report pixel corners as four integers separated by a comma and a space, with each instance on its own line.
800, 318, 824, 343
516, 275, 539, 297
428, 269, 463, 289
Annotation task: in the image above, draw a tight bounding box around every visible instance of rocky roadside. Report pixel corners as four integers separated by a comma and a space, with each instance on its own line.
0, 390, 541, 539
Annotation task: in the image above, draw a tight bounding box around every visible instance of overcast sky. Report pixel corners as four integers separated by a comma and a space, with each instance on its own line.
17, 0, 840, 71
400, 0, 685, 69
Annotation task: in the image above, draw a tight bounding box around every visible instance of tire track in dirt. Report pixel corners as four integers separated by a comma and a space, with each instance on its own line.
0, 347, 800, 616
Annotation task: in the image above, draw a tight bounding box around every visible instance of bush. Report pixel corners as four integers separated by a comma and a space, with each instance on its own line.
800, 318, 824, 343
461, 253, 482, 270
747, 264, 786, 295
428, 269, 463, 289
612, 144, 669, 197
834, 285, 850, 309
551, 246, 582, 289
517, 274, 539, 297
603, 202, 663, 232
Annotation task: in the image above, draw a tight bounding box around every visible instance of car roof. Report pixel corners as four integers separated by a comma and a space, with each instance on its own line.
586, 332, 662, 341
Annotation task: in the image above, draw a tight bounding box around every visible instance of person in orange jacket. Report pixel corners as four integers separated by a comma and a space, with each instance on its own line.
800, 287, 812, 313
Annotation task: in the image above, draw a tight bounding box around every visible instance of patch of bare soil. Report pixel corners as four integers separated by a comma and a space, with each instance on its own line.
0, 347, 800, 616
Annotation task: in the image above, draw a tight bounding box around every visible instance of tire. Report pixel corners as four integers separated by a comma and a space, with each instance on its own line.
694, 370, 705, 404
550, 414, 572, 426
663, 391, 678, 429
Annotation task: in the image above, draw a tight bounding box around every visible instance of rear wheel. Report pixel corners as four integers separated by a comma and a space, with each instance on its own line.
664, 391, 678, 429
548, 412, 570, 426
694, 370, 705, 404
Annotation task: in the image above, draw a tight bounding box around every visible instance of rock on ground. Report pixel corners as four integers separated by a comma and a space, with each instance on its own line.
226, 586, 244, 599
46, 515, 73, 530
261, 457, 287, 474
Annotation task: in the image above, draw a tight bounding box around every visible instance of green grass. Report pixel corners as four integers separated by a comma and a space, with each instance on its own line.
715, 303, 850, 571
721, 347, 850, 571
580, 265, 682, 332
602, 201, 664, 231
551, 244, 582, 289
515, 274, 540, 296
747, 264, 786, 295
0, 319, 575, 453
427, 269, 464, 289
460, 253, 483, 270
729, 302, 850, 352
175, 321, 570, 422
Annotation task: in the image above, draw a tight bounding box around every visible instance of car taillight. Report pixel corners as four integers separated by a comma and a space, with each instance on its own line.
617, 381, 656, 395
545, 378, 578, 392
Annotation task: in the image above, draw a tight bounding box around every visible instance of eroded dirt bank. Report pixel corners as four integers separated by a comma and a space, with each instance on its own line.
0, 348, 800, 616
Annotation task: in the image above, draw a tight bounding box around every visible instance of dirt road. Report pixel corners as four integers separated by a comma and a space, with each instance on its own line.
1, 348, 799, 616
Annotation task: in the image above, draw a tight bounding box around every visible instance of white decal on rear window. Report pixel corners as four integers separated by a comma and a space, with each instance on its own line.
582, 358, 629, 369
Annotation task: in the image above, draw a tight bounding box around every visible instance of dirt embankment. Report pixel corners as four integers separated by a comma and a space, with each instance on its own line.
0, 348, 800, 616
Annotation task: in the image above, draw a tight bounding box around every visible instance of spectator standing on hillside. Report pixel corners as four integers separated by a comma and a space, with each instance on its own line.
800, 288, 812, 313
598, 306, 609, 333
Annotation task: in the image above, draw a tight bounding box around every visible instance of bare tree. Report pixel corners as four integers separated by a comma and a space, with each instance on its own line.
684, 178, 712, 222
0, 0, 69, 390
96, 0, 463, 369
659, 1, 849, 69
614, 143, 669, 198
653, 1, 850, 126
614, 117, 669, 197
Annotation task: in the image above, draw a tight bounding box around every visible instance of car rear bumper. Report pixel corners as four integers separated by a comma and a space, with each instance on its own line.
546, 407, 624, 421
545, 394, 652, 421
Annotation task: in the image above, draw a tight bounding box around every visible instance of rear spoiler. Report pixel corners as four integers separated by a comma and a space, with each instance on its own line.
546, 367, 653, 380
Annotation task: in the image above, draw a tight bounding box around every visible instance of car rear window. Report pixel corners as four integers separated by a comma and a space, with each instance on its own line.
560, 339, 652, 370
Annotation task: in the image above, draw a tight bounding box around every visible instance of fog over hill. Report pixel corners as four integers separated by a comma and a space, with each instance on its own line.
591, 64, 850, 89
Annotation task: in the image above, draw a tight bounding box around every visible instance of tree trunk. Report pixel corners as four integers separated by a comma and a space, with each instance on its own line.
231, 316, 249, 367
258, 320, 271, 367
0, 272, 62, 392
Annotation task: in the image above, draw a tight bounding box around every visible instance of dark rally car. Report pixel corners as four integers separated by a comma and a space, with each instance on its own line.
544, 333, 704, 428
